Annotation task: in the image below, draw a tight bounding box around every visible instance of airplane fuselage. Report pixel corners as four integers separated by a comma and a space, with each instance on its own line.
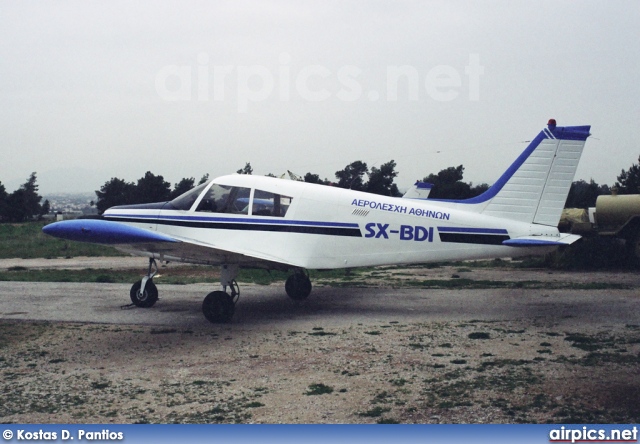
103, 174, 559, 270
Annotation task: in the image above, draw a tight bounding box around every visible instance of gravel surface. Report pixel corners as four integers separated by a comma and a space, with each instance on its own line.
1, 260, 639, 424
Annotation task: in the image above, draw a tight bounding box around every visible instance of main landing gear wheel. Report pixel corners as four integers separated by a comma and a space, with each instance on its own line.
130, 280, 158, 308
285, 271, 312, 300
202, 291, 235, 323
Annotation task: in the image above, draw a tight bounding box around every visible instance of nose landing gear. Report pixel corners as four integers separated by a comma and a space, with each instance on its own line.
129, 258, 159, 308
126, 260, 314, 323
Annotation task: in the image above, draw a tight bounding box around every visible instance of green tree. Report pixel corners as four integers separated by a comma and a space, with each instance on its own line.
95, 177, 136, 214
423, 165, 471, 199
2, 173, 44, 222
41, 199, 50, 218
198, 173, 210, 185
365, 160, 401, 197
422, 165, 489, 200
134, 171, 171, 204
0, 181, 7, 221
304, 173, 330, 185
170, 177, 195, 199
615, 155, 640, 194
566, 179, 609, 208
335, 161, 368, 191
237, 162, 253, 175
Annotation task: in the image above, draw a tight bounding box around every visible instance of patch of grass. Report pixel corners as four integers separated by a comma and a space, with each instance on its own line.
244, 401, 264, 408
372, 391, 393, 404
564, 333, 609, 352
0, 268, 145, 284
237, 269, 288, 285
150, 329, 178, 335
308, 331, 336, 336
477, 359, 533, 372
581, 352, 640, 366
358, 406, 391, 417
377, 417, 400, 424
305, 383, 334, 396
0, 222, 122, 259
468, 332, 491, 340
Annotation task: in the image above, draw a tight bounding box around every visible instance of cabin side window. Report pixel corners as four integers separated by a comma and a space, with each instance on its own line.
252, 189, 293, 217
196, 184, 251, 214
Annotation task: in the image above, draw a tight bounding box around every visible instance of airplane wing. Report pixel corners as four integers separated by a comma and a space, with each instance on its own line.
502, 233, 581, 247
43, 219, 178, 244
42, 218, 293, 270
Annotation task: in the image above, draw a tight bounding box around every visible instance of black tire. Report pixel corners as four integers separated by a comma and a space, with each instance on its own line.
130, 280, 159, 308
285, 273, 312, 300
202, 291, 235, 323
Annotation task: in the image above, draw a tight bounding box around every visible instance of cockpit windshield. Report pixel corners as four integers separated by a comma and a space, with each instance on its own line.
169, 181, 293, 216
169, 182, 209, 211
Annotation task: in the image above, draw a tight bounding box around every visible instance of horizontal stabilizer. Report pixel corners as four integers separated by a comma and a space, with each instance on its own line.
42, 219, 178, 244
403, 181, 433, 199
502, 233, 581, 247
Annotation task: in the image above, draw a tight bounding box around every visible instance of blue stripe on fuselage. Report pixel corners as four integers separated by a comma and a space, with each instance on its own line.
437, 227, 508, 235
106, 213, 360, 229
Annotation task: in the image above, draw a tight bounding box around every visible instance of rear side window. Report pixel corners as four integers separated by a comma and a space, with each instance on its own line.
196, 185, 251, 214
252, 190, 293, 217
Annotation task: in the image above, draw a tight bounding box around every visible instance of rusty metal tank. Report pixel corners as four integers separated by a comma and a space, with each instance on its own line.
595, 194, 640, 232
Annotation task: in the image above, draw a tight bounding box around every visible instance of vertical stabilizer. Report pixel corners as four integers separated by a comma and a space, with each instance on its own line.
450, 121, 590, 227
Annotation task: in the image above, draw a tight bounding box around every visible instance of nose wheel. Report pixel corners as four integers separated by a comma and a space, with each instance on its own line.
130, 279, 159, 308
129, 258, 159, 308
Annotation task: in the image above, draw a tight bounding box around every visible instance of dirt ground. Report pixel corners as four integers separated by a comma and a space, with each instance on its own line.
1, 259, 639, 424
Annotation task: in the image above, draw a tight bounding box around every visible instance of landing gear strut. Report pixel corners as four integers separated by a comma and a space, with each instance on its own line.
126, 261, 314, 323
285, 269, 312, 300
130, 258, 159, 308
202, 264, 239, 323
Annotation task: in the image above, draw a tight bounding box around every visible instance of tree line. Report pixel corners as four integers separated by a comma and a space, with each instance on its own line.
90, 156, 640, 215
93, 172, 211, 214
3, 155, 640, 221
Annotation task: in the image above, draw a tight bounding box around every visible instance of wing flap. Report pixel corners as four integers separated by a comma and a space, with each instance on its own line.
502, 233, 581, 247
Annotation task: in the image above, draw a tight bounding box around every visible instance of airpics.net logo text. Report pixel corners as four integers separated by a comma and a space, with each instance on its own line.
549, 426, 638, 443
155, 52, 484, 112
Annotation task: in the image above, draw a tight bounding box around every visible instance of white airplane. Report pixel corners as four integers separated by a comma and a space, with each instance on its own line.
43, 120, 590, 323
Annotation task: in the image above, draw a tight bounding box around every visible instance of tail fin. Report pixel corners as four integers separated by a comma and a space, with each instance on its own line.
451, 120, 591, 226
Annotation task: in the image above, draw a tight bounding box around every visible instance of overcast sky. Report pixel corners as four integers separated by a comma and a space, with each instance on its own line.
1, 0, 639, 194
